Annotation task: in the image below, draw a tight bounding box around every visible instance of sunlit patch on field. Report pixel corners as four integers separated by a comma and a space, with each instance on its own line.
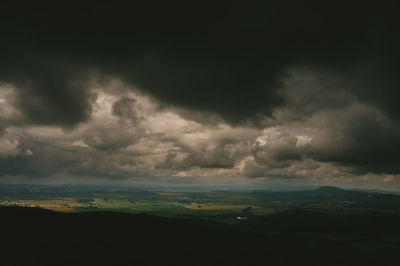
0, 199, 82, 209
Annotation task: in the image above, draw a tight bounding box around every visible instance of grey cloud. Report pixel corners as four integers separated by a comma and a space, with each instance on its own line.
306, 104, 400, 174
83, 131, 137, 151
0, 132, 147, 179
274, 70, 356, 122
1, 2, 400, 184
2, 69, 94, 128
157, 143, 236, 170
156, 137, 244, 170
1, 2, 398, 128
112, 97, 138, 124
253, 138, 304, 165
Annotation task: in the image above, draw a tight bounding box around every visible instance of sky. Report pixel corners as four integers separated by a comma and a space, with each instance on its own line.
0, 2, 400, 190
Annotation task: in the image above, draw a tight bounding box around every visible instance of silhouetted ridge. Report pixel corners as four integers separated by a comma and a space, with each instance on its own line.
2, 205, 400, 265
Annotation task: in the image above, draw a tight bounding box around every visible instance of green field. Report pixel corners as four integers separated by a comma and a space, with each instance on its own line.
2, 185, 400, 222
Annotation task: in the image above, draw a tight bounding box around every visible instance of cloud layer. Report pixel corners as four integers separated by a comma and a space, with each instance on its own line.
0, 2, 399, 188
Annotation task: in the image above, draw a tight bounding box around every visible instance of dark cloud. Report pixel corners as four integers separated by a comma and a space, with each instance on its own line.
1, 2, 398, 126
1, 2, 400, 183
13, 72, 94, 127
0, 139, 79, 177
112, 97, 139, 125
274, 70, 356, 122
0, 131, 144, 178
307, 105, 400, 174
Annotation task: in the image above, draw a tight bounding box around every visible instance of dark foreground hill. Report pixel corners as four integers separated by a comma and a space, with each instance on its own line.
1, 207, 400, 266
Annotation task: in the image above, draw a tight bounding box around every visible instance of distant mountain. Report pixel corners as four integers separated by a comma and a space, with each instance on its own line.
315, 186, 344, 192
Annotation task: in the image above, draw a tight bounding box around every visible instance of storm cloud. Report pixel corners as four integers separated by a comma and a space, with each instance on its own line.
0, 2, 399, 188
